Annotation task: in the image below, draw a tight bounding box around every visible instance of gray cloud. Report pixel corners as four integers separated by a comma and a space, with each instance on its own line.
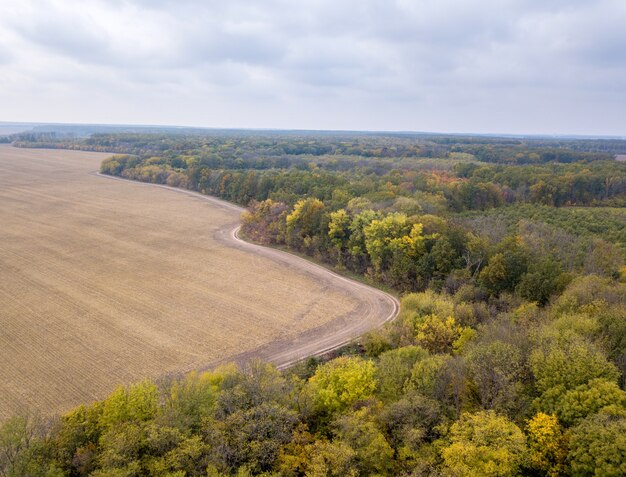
0, 0, 624, 134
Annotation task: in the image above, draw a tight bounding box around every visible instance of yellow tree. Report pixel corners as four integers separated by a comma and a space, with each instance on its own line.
308, 357, 377, 414
441, 411, 526, 477
526, 413, 568, 477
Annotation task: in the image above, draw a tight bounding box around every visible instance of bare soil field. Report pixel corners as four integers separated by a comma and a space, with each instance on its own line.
0, 145, 397, 420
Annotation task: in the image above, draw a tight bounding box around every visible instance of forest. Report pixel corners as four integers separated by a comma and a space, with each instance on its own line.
2, 131, 625, 476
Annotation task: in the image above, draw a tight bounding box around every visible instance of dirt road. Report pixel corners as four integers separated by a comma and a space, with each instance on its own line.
95, 172, 400, 369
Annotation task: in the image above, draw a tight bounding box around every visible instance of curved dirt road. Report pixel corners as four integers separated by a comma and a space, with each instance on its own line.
95, 172, 399, 369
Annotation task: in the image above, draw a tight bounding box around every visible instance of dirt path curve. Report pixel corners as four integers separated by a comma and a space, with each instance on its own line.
94, 173, 399, 370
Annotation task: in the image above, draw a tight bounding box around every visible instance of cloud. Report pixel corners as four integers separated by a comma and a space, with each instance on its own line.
0, 48, 12, 65
0, 0, 624, 135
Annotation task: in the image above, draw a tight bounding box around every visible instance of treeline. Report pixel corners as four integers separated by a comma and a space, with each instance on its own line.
15, 131, 622, 164
2, 276, 625, 476
100, 153, 626, 210
99, 152, 624, 301
454, 161, 626, 207
241, 197, 623, 300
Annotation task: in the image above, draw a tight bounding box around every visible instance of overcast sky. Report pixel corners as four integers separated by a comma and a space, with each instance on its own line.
0, 0, 624, 135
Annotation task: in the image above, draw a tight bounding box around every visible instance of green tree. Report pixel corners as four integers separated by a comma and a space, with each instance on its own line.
0, 414, 60, 477
479, 239, 529, 295
206, 402, 298, 474
378, 391, 442, 456
516, 258, 571, 306
407, 354, 450, 399
99, 381, 159, 430
364, 212, 413, 273
555, 378, 626, 426
568, 410, 626, 477
328, 209, 352, 263
328, 209, 351, 249
160, 371, 219, 431
347, 209, 379, 266
333, 408, 394, 476
304, 440, 358, 477
530, 337, 619, 396
376, 346, 428, 401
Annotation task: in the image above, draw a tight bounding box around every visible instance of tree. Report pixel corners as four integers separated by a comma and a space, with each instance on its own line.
552, 275, 626, 317
516, 259, 571, 306
376, 346, 429, 401
0, 414, 59, 477
308, 357, 377, 414
304, 440, 358, 477
160, 371, 219, 431
206, 402, 298, 474
463, 233, 489, 278
347, 210, 379, 263
407, 354, 450, 399
526, 412, 568, 477
327, 209, 352, 263
584, 238, 624, 278
285, 198, 325, 248
378, 391, 442, 453
333, 408, 394, 475
415, 314, 466, 355
240, 199, 288, 245
466, 340, 524, 414
99, 381, 159, 430
479, 253, 509, 295
530, 336, 619, 397
555, 378, 626, 426
55, 403, 104, 475
568, 410, 626, 477
363, 213, 413, 273
441, 411, 527, 477
479, 238, 529, 295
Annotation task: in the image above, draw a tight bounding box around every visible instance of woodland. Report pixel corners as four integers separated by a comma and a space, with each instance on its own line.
1, 131, 625, 476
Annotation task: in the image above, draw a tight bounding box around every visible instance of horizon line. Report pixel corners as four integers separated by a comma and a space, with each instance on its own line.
1, 120, 624, 141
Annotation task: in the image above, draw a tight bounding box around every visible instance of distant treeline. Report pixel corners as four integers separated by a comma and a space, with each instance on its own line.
13, 131, 623, 163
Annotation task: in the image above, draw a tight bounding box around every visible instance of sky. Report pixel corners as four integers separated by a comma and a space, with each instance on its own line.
0, 0, 625, 135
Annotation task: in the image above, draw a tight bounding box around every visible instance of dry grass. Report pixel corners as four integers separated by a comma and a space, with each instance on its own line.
0, 145, 358, 420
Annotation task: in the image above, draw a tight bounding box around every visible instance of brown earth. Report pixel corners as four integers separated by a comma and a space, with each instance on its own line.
0, 145, 398, 420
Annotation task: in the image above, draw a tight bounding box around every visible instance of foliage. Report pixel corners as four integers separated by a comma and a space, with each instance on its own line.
568, 410, 626, 477
441, 410, 527, 477
5, 131, 626, 475
526, 413, 568, 477
308, 357, 377, 414
0, 281, 624, 475
90, 132, 625, 298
